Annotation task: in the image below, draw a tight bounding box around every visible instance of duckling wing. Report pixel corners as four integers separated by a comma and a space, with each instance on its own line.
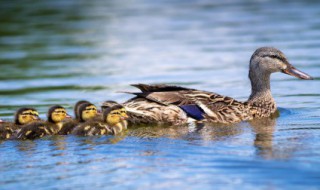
16, 122, 53, 140
0, 123, 17, 140
72, 121, 112, 136
58, 120, 78, 135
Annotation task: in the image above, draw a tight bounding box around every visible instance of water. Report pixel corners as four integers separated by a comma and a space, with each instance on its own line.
0, 0, 320, 189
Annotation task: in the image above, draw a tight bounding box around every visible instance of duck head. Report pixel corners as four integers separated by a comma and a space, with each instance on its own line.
249, 47, 313, 80
103, 105, 128, 126
79, 103, 98, 122
48, 105, 70, 124
74, 100, 91, 120
15, 107, 40, 125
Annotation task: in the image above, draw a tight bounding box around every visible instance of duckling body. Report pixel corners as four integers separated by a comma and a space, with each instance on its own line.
16, 105, 69, 140
16, 121, 62, 140
0, 122, 19, 140
72, 105, 128, 136
0, 108, 40, 140
123, 47, 313, 125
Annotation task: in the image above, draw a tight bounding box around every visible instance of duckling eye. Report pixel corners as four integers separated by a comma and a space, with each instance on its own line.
111, 111, 120, 115
55, 110, 66, 114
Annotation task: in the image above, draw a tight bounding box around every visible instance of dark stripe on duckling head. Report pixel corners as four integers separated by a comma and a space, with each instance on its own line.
179, 104, 205, 120
74, 100, 90, 120
14, 107, 38, 125
47, 105, 65, 123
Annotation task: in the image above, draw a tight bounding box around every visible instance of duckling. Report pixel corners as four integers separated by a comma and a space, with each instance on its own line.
0, 107, 40, 140
57, 100, 93, 135
101, 100, 128, 130
16, 105, 70, 140
74, 100, 90, 120
72, 105, 128, 136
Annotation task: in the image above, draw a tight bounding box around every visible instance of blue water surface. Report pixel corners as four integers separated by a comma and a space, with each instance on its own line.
0, 0, 320, 189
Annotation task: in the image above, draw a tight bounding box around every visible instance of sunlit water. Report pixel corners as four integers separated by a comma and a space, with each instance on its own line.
0, 0, 320, 189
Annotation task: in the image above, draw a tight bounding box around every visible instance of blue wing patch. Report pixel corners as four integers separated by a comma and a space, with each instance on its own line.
179, 105, 205, 120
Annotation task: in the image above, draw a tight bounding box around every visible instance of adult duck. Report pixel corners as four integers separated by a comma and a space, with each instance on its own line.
123, 47, 313, 125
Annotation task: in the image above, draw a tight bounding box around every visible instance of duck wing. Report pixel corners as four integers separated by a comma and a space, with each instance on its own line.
131, 84, 193, 92
128, 84, 249, 123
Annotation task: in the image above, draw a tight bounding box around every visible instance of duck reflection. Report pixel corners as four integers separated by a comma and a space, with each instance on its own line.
128, 122, 243, 142
128, 112, 282, 160
249, 112, 279, 159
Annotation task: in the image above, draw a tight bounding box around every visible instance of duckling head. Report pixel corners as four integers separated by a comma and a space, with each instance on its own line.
79, 103, 98, 122
249, 47, 313, 80
15, 107, 40, 125
74, 100, 90, 120
103, 105, 128, 126
48, 105, 70, 124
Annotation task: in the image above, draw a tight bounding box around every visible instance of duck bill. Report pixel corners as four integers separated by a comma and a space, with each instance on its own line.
66, 114, 72, 118
121, 115, 129, 120
282, 65, 313, 80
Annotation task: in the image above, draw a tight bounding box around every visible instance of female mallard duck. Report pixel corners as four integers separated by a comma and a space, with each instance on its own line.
57, 101, 96, 135
72, 104, 128, 136
123, 47, 313, 125
0, 107, 40, 140
16, 105, 70, 140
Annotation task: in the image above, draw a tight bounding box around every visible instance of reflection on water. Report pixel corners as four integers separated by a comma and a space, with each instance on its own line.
1, 0, 320, 189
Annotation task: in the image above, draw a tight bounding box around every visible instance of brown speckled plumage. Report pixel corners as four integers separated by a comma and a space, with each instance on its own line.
123, 47, 313, 125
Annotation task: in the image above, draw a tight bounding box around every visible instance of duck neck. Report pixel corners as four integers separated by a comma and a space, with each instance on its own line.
248, 70, 275, 106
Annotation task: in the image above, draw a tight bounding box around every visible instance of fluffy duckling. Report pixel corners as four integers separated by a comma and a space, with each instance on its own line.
72, 105, 128, 136
58, 101, 94, 135
0, 107, 40, 140
74, 100, 91, 120
101, 100, 128, 130
16, 105, 70, 140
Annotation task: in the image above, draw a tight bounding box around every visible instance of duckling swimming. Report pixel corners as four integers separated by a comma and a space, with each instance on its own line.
57, 101, 94, 135
0, 107, 40, 140
16, 105, 70, 140
72, 105, 128, 136
101, 100, 128, 130
123, 47, 313, 124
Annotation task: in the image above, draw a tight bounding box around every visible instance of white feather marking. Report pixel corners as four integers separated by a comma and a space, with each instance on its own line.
196, 101, 217, 118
